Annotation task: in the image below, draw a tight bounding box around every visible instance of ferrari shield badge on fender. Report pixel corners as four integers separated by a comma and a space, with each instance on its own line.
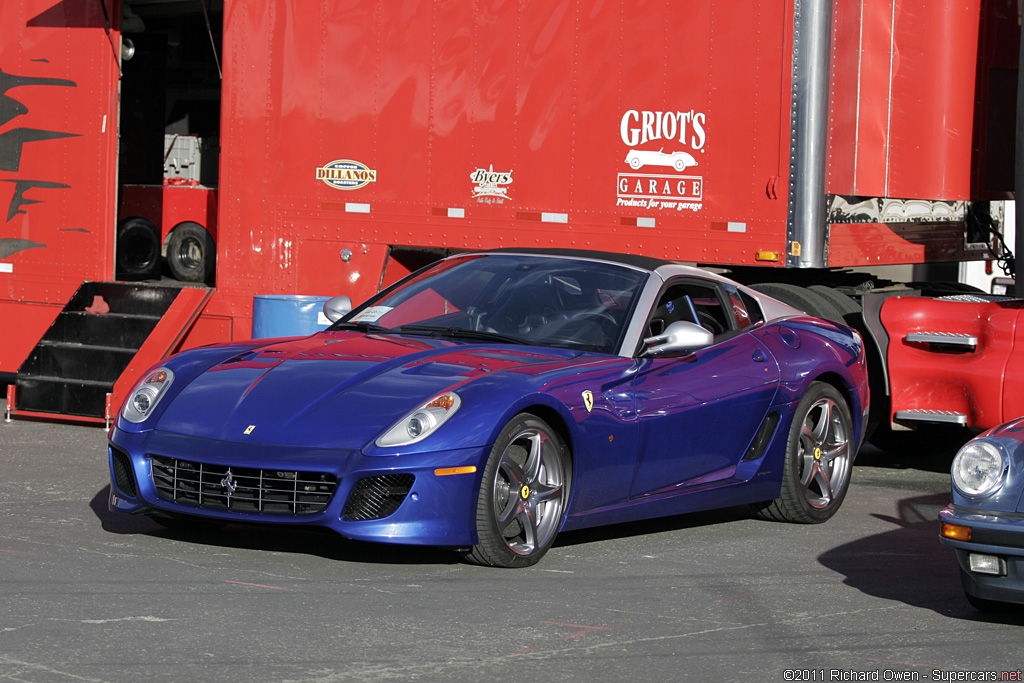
582, 390, 594, 413
244, 425, 256, 435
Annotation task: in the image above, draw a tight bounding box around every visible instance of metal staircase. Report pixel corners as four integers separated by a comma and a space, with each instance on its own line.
7, 282, 210, 423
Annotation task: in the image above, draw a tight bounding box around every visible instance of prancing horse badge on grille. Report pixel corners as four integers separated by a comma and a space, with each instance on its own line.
220, 469, 238, 495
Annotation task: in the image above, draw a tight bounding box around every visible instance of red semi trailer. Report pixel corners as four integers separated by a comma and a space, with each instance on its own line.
0, 0, 1020, 436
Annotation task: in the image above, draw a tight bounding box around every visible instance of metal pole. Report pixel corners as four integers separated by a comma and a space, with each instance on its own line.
787, 0, 833, 269
1015, 8, 1024, 296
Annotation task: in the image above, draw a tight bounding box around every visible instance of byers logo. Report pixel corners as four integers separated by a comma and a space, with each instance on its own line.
316, 159, 377, 190
470, 166, 513, 203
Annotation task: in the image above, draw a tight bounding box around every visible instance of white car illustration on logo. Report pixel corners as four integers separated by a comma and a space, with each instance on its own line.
625, 148, 698, 172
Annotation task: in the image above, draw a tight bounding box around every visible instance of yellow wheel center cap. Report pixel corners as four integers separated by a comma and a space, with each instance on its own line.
813, 447, 822, 460
520, 485, 531, 499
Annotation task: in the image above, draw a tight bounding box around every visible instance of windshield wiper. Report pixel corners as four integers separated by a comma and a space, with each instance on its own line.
329, 321, 394, 334
397, 325, 529, 345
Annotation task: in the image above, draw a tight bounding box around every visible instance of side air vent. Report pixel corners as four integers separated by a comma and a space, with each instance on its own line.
743, 412, 781, 461
343, 474, 415, 521
110, 446, 139, 497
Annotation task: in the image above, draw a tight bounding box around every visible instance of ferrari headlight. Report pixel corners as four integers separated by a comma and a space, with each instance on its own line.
376, 392, 462, 447
951, 440, 1006, 497
121, 367, 175, 424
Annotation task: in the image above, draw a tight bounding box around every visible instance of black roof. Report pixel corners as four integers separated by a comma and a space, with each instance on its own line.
477, 247, 672, 272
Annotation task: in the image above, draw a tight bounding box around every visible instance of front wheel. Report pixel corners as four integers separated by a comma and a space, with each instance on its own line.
464, 414, 571, 568
754, 382, 854, 523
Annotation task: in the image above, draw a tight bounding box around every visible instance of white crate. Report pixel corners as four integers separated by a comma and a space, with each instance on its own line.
163, 135, 217, 184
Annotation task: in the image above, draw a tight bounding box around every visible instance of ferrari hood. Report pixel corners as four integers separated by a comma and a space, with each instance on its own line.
156, 331, 580, 449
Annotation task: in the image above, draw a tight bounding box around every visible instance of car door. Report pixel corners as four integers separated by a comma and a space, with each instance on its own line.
628, 279, 782, 499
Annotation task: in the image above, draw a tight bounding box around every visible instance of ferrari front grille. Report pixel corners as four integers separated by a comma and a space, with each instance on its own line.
150, 456, 337, 515
343, 474, 415, 521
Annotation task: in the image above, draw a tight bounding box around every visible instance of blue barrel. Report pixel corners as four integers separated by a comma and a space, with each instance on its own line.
252, 295, 332, 338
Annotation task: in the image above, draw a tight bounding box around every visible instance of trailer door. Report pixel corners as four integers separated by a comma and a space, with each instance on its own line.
0, 0, 122, 373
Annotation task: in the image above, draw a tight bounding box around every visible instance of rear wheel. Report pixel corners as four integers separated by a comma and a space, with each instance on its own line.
754, 382, 853, 523
749, 282, 845, 323
464, 414, 570, 568
807, 285, 861, 323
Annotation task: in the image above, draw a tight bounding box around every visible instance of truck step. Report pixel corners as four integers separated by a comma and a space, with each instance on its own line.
893, 409, 968, 425
49, 311, 162, 350
23, 341, 137, 384
13, 282, 185, 420
15, 376, 112, 418
903, 331, 977, 350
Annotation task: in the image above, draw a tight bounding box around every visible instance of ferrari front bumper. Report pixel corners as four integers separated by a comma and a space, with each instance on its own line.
108, 427, 487, 547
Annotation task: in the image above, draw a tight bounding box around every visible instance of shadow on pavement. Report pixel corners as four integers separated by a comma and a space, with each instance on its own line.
818, 491, 1024, 626
88, 485, 460, 566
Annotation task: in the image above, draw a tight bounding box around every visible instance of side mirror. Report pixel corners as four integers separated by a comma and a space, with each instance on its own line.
323, 295, 353, 322
644, 320, 714, 356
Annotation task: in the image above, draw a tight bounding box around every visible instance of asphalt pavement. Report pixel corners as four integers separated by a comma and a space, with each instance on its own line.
1, 401, 1021, 683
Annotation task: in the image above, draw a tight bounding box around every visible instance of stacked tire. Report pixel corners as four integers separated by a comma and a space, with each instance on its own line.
115, 217, 162, 281
116, 218, 215, 285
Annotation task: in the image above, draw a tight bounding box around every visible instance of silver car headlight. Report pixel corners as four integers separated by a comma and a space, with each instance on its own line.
121, 367, 175, 424
951, 440, 1006, 497
376, 392, 461, 447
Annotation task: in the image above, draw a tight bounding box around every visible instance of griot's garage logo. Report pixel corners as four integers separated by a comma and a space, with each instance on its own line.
617, 108, 707, 213
619, 109, 706, 149
316, 159, 377, 190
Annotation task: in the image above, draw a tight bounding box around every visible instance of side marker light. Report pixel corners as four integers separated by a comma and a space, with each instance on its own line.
434, 466, 478, 477
940, 521, 972, 542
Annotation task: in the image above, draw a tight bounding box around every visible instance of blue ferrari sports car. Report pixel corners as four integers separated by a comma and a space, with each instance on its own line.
108, 249, 869, 567
940, 417, 1024, 611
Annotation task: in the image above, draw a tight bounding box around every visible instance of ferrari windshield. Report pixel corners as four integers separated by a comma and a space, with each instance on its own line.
334, 253, 649, 354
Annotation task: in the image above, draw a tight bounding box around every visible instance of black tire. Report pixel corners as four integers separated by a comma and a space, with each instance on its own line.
749, 282, 845, 323
464, 413, 571, 568
166, 221, 215, 284
807, 285, 861, 323
116, 217, 161, 280
754, 382, 854, 523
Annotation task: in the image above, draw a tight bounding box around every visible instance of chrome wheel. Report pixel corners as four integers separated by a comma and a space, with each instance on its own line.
797, 395, 851, 510
466, 414, 570, 567
754, 381, 855, 523
492, 426, 565, 556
